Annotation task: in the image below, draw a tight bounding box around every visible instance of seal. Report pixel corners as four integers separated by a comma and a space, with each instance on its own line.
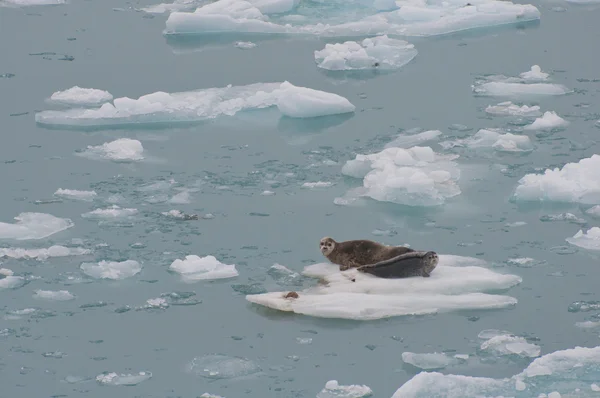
357, 251, 438, 278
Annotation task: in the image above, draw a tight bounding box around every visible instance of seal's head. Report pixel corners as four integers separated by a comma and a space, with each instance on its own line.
320, 237, 336, 256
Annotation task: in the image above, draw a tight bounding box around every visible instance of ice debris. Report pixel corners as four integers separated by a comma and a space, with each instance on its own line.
441, 129, 533, 152
316, 380, 373, 398
402, 352, 460, 370
523, 111, 569, 131
169, 255, 239, 282
81, 206, 138, 219
0, 213, 74, 240
54, 188, 97, 201
0, 245, 90, 260
485, 101, 542, 117
80, 260, 142, 280
96, 371, 152, 386
33, 289, 75, 301
78, 138, 144, 162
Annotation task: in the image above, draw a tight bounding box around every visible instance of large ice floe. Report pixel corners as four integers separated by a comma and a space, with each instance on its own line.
0, 213, 74, 240
35, 82, 355, 129
472, 65, 571, 98
391, 345, 600, 397
336, 146, 461, 207
169, 255, 239, 282
513, 154, 600, 205
440, 129, 533, 153
314, 35, 417, 71
246, 255, 521, 321
566, 227, 600, 251
163, 0, 541, 38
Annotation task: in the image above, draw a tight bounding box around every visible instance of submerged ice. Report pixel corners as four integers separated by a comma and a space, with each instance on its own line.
80, 260, 142, 280
0, 213, 73, 240
441, 129, 532, 152
473, 65, 570, 98
48, 86, 113, 107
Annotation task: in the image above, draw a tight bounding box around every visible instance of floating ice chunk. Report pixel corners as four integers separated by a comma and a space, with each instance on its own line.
200, 394, 225, 398
33, 289, 75, 301
385, 130, 442, 149
480, 334, 541, 358
586, 205, 600, 217
246, 255, 520, 321
186, 354, 261, 379
80, 138, 144, 162
314, 35, 417, 71
96, 371, 152, 386
80, 260, 142, 280
250, 0, 299, 14
402, 352, 455, 370
276, 82, 355, 118
0, 0, 66, 6
442, 129, 532, 152
145, 297, 169, 309
341, 146, 461, 207
0, 269, 14, 276
485, 101, 542, 117
522, 345, 600, 378
234, 41, 257, 49
575, 320, 600, 329
81, 206, 138, 219
0, 213, 73, 240
141, 0, 213, 14
566, 228, 600, 251
161, 210, 200, 220
540, 213, 585, 224
523, 111, 569, 131
48, 86, 113, 107
0, 269, 25, 289
302, 181, 332, 189
474, 82, 570, 97
317, 380, 373, 398
520, 65, 549, 81
54, 188, 97, 201
513, 154, 600, 205
392, 372, 509, 398
170, 255, 239, 282
169, 191, 192, 204
0, 245, 90, 260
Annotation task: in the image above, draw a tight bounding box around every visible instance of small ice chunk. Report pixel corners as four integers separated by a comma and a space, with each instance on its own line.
33, 289, 75, 301
96, 371, 152, 386
485, 101, 542, 117
80, 260, 142, 280
523, 111, 569, 130
385, 130, 442, 149
48, 86, 113, 107
473, 82, 570, 97
145, 297, 169, 309
234, 41, 257, 49
566, 228, 600, 251
81, 206, 138, 219
169, 255, 239, 282
54, 188, 97, 201
80, 138, 144, 162
1, 0, 67, 7
314, 35, 417, 71
520, 65, 549, 81
275, 81, 355, 118
575, 320, 600, 329
302, 181, 332, 189
0, 245, 90, 261
587, 205, 600, 217
401, 352, 454, 370
443, 129, 532, 152
0, 269, 25, 290
592, 383, 600, 391
161, 210, 199, 220
200, 394, 225, 398
540, 213, 585, 224
261, 190, 275, 196
317, 380, 373, 398
0, 212, 74, 240
480, 334, 541, 358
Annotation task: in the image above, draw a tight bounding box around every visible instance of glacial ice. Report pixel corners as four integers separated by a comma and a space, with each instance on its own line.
169, 255, 239, 282
441, 129, 533, 152
246, 255, 521, 321
523, 111, 569, 131
80, 260, 142, 280
519, 65, 549, 81
54, 188, 97, 201
314, 36, 417, 71
473, 65, 570, 98
33, 289, 75, 301
0, 269, 25, 290
586, 205, 600, 217
81, 206, 139, 219
485, 101, 542, 117
48, 86, 113, 107
402, 352, 457, 370
339, 146, 461, 207
0, 245, 90, 260
513, 154, 600, 205
0, 212, 74, 240
35, 82, 355, 128
79, 138, 144, 162
164, 0, 541, 38
479, 334, 541, 358
96, 371, 152, 386
316, 380, 373, 398
302, 181, 332, 189
186, 354, 261, 379
141, 0, 214, 14
385, 130, 442, 149
566, 227, 600, 251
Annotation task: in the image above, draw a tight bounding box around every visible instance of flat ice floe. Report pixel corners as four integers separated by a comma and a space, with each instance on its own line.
54, 188, 97, 201
513, 154, 600, 205
402, 352, 462, 370
523, 111, 569, 131
385, 130, 443, 149
0, 268, 25, 289
0, 0, 66, 6
0, 245, 90, 260
33, 289, 75, 301
163, 0, 540, 38
338, 146, 461, 207
441, 129, 533, 152
80, 260, 142, 280
78, 138, 144, 162
246, 255, 521, 321
35, 82, 354, 129
485, 101, 542, 117
316, 380, 373, 398
48, 86, 113, 107
96, 371, 152, 386
0, 212, 74, 240
472, 65, 570, 98
169, 255, 239, 282
392, 345, 600, 397
81, 206, 138, 219
566, 227, 600, 251
314, 36, 417, 71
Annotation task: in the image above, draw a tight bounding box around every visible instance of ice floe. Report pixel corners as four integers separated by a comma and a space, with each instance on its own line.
566, 227, 600, 251
141, 0, 213, 14
0, 268, 25, 289
473, 65, 570, 98
523, 111, 569, 130
338, 146, 461, 207
96, 371, 152, 386
302, 181, 333, 189
0, 245, 90, 260
48, 86, 113, 107
35, 82, 354, 129
246, 255, 521, 321
586, 205, 600, 217
485, 101, 542, 117
0, 213, 74, 240
479, 333, 541, 358
402, 352, 461, 370
163, 0, 541, 38
385, 130, 442, 149
80, 260, 142, 280
234, 41, 257, 49
441, 129, 533, 152
314, 36, 417, 71
81, 206, 138, 219
33, 289, 75, 301
54, 188, 97, 201
316, 380, 373, 398
519, 65, 549, 81
0, 0, 66, 6
513, 154, 600, 205
169, 255, 239, 282
78, 138, 144, 162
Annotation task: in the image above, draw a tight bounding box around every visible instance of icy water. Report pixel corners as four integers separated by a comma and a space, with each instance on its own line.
2, 0, 600, 397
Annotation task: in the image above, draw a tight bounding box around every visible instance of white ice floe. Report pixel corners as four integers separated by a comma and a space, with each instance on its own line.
473, 65, 570, 98
35, 82, 354, 128
485, 101, 542, 117
0, 245, 90, 261
81, 206, 138, 219
314, 35, 417, 71
392, 345, 600, 397
79, 138, 144, 162
402, 352, 458, 370
169, 255, 239, 282
441, 129, 533, 152
33, 289, 75, 301
586, 205, 600, 217
0, 268, 25, 289
385, 130, 442, 149
186, 354, 261, 379
339, 146, 461, 207
168, 190, 192, 204
566, 227, 600, 251
316, 380, 373, 398
519, 65, 549, 81
164, 0, 540, 38
479, 334, 541, 358
246, 255, 521, 321
141, 0, 213, 14
234, 41, 257, 49
513, 154, 600, 205
96, 371, 152, 386
80, 260, 142, 280
302, 181, 332, 189
0, 0, 66, 6
523, 111, 569, 131
54, 188, 97, 201
0, 213, 73, 240
48, 86, 113, 107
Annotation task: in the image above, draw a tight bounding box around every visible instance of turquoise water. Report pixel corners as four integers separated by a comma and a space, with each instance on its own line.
1, 0, 600, 397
